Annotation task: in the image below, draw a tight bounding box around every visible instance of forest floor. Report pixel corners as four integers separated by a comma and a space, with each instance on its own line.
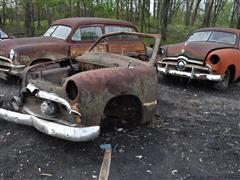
0, 77, 240, 180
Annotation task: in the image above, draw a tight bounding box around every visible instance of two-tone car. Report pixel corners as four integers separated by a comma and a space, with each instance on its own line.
0, 18, 146, 77
158, 27, 240, 89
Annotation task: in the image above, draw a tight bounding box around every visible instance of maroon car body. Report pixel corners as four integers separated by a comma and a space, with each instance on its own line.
0, 18, 145, 76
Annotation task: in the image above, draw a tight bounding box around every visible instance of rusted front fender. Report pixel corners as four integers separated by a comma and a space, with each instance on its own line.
65, 66, 158, 126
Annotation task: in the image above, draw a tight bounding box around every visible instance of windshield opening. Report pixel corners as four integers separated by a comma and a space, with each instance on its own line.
187, 31, 237, 45
43, 25, 72, 40
89, 33, 158, 63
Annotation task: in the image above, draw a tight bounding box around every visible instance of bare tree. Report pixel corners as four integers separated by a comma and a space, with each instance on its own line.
202, 0, 214, 27
161, 0, 171, 40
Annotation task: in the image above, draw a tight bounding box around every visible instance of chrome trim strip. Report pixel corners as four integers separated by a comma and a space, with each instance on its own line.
158, 61, 209, 71
161, 56, 203, 65
0, 108, 100, 142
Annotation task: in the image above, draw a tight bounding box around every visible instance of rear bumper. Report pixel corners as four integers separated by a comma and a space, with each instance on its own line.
157, 66, 223, 82
0, 108, 100, 142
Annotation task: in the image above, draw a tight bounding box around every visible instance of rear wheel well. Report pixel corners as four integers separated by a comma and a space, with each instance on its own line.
29, 58, 52, 66
101, 95, 142, 129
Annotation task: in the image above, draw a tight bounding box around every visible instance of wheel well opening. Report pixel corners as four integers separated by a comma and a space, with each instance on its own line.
228, 65, 235, 82
101, 95, 143, 130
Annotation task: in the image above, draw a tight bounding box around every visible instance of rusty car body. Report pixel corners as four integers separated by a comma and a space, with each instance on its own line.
0, 18, 146, 76
0, 32, 160, 141
158, 27, 240, 89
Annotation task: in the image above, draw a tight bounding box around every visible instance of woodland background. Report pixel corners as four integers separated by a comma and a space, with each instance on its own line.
0, 0, 239, 44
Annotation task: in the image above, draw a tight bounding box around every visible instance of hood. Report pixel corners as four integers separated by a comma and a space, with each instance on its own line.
0, 36, 68, 57
165, 41, 236, 61
76, 52, 148, 67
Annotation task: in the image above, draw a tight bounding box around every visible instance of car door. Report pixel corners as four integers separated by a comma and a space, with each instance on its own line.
70, 25, 103, 57
104, 25, 146, 54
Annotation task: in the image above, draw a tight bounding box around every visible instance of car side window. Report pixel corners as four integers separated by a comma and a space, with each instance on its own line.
72, 26, 102, 41
105, 25, 138, 40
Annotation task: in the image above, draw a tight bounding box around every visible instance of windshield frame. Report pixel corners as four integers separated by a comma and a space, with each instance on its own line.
43, 25, 72, 40
187, 30, 238, 46
87, 31, 161, 65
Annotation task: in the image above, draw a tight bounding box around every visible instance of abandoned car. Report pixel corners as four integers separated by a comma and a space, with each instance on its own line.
0, 17, 145, 77
158, 27, 240, 89
0, 32, 160, 142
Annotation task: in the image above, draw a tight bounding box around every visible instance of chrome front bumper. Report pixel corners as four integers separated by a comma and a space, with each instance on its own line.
0, 108, 100, 141
157, 66, 223, 82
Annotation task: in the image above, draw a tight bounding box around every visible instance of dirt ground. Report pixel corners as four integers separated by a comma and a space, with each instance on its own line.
0, 77, 240, 180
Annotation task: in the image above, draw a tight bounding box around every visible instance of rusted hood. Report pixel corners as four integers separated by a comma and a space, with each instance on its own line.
0, 37, 68, 57
165, 41, 236, 61
76, 52, 148, 67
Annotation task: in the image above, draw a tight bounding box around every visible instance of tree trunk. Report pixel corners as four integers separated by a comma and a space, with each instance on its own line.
184, 0, 194, 26
161, 0, 171, 40
202, 0, 214, 27
191, 0, 202, 25
24, 0, 35, 36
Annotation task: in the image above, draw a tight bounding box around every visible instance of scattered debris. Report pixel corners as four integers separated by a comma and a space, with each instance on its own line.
40, 173, 53, 177
135, 155, 143, 159
98, 144, 112, 180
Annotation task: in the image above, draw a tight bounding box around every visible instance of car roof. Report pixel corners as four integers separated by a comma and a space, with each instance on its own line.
194, 27, 240, 35
51, 17, 137, 30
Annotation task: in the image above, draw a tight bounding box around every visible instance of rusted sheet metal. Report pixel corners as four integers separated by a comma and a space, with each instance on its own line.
65, 65, 158, 126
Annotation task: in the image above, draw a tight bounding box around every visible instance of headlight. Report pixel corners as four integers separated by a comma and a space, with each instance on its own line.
40, 100, 58, 117
210, 55, 220, 64
66, 80, 78, 100
9, 49, 15, 60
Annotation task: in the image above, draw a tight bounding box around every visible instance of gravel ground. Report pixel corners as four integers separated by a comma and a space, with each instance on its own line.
0, 77, 240, 180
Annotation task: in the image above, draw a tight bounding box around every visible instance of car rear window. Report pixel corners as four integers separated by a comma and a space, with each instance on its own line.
72, 26, 103, 41
188, 31, 237, 45
105, 25, 137, 40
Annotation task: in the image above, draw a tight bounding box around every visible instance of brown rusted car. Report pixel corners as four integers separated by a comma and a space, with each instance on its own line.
0, 18, 146, 76
158, 27, 240, 89
0, 32, 160, 141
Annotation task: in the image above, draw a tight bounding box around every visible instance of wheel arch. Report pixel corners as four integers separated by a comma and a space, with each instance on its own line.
101, 94, 143, 127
